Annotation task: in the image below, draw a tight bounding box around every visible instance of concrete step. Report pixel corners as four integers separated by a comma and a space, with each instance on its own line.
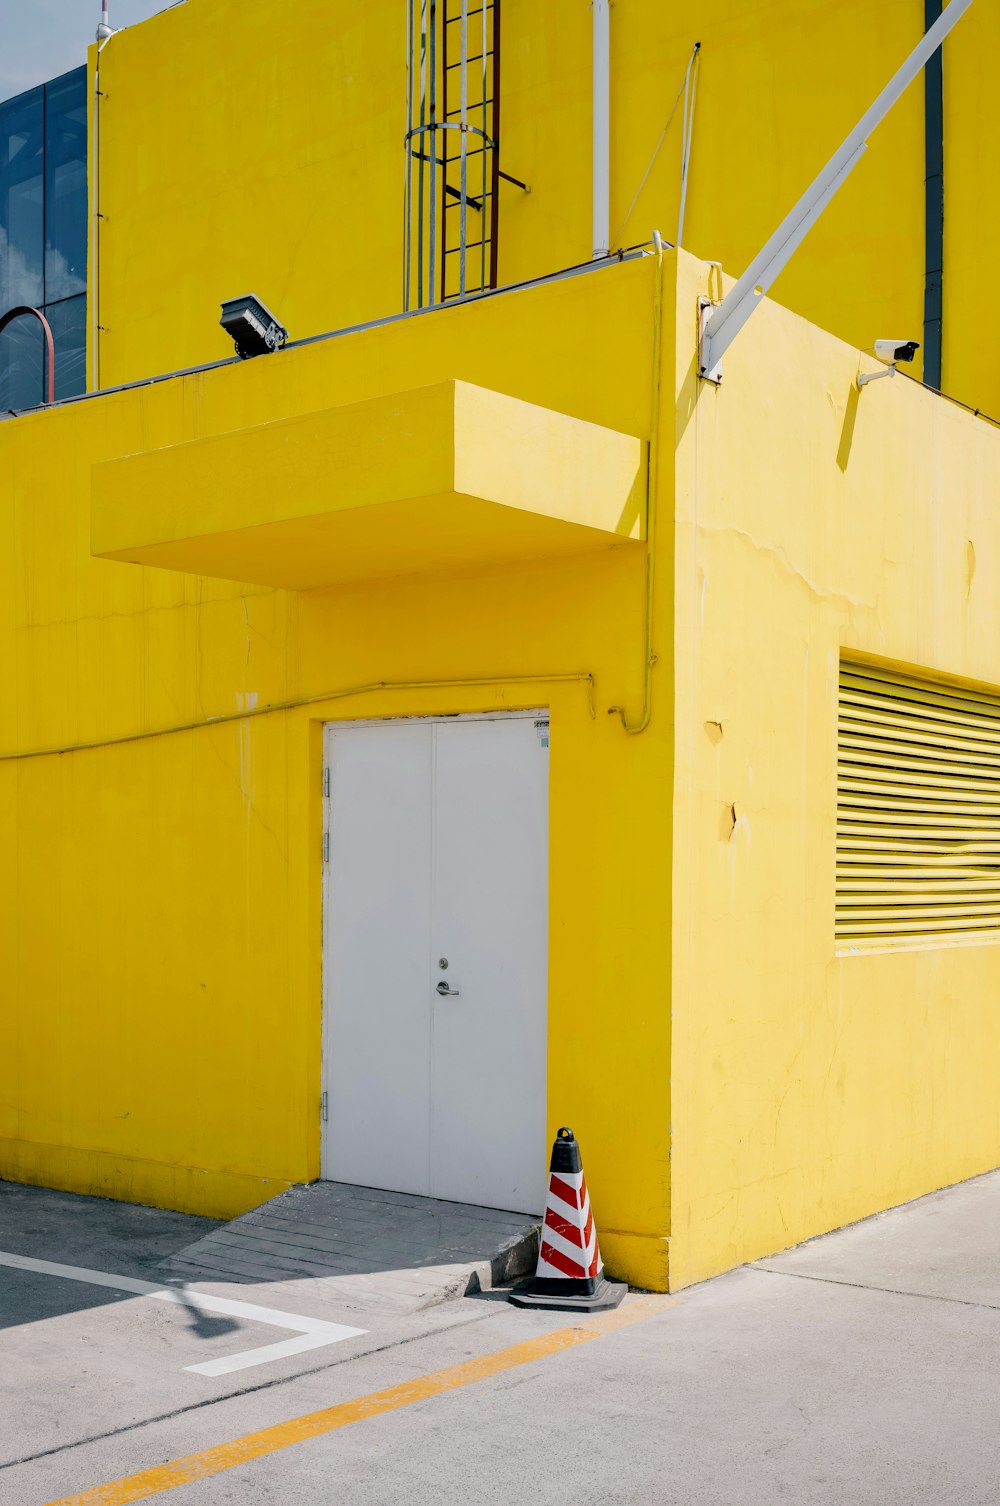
160, 1181, 539, 1315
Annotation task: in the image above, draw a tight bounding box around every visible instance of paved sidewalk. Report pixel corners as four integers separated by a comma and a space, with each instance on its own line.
755, 1166, 1000, 1304
0, 1179, 223, 1279
6, 1170, 1000, 1504
162, 1181, 539, 1314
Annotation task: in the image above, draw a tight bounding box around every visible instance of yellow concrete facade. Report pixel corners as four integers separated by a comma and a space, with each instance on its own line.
91, 379, 646, 587
4, 0, 1000, 1292
1, 257, 672, 1286
671, 252, 1000, 1286
91, 0, 1000, 415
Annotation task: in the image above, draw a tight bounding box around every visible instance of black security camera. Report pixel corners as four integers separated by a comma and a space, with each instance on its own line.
219, 295, 289, 359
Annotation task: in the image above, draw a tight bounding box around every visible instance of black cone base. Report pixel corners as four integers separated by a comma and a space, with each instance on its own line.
508, 1276, 628, 1313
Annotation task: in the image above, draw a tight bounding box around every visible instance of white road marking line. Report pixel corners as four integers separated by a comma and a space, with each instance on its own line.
0, 1250, 366, 1377
186, 1333, 338, 1377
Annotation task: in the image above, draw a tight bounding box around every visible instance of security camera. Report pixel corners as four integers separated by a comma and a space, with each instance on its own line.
858, 338, 920, 389
873, 339, 919, 365
219, 294, 289, 359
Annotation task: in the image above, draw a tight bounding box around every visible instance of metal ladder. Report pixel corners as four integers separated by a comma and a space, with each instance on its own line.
439, 0, 498, 301
405, 0, 523, 310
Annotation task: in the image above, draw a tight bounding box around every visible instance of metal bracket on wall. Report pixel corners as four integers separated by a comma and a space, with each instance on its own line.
698, 298, 721, 385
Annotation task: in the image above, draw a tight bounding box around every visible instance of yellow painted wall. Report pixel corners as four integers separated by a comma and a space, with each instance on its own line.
669, 248, 1000, 1288
10, 136, 1000, 1294
89, 0, 405, 388
92, 0, 996, 412
1, 256, 673, 1288
505, 0, 924, 366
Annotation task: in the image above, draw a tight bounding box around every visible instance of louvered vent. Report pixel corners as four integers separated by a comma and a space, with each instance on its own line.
837, 661, 1000, 948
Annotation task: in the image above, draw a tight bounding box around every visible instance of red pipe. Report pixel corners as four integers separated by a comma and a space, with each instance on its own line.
0, 305, 56, 406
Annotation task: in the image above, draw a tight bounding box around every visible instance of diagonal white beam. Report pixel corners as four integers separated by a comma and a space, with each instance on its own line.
700, 0, 977, 380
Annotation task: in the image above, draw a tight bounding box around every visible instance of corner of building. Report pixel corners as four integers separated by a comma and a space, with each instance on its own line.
666, 247, 1000, 1291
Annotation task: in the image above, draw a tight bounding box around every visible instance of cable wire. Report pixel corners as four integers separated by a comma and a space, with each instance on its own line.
677, 42, 701, 247
615, 41, 701, 249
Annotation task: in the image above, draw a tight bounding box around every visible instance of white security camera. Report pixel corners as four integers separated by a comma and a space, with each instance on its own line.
873, 339, 920, 365
858, 338, 920, 388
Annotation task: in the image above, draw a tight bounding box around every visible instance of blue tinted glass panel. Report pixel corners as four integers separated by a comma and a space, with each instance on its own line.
44, 71, 87, 301
0, 312, 43, 410
0, 85, 44, 309
46, 294, 86, 400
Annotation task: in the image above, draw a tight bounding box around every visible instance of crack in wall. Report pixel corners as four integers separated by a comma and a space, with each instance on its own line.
697, 522, 879, 615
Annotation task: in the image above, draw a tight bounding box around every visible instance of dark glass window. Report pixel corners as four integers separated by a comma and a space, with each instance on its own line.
0, 87, 44, 310
0, 66, 87, 411
45, 72, 88, 302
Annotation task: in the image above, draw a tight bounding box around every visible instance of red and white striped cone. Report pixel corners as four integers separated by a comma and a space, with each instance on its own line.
509, 1126, 627, 1312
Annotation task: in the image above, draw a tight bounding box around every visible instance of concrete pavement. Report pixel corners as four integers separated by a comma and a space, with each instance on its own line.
3, 1171, 1000, 1503
163, 1180, 539, 1312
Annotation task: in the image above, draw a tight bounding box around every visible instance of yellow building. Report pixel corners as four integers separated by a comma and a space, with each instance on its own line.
3, 0, 1000, 1291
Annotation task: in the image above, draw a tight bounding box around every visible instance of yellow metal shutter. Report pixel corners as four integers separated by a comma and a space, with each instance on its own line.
837, 661, 1000, 948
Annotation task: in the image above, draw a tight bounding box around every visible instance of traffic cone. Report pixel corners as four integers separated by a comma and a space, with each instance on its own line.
509, 1126, 627, 1312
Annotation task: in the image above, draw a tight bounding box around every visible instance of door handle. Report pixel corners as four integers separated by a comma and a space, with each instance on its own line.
436, 980, 461, 997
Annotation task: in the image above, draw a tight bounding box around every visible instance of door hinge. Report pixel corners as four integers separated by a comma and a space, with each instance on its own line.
320, 1090, 328, 1123
322, 830, 330, 863
322, 766, 330, 798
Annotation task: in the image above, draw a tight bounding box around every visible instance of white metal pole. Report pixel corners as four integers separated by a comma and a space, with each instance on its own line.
91, 5, 116, 391
592, 0, 610, 258
700, 0, 977, 379
459, 0, 468, 296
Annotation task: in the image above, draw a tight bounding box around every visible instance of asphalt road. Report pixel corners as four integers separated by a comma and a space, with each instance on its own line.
3, 1172, 1000, 1504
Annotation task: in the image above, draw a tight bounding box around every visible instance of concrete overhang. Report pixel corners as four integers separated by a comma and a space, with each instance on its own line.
91, 379, 646, 589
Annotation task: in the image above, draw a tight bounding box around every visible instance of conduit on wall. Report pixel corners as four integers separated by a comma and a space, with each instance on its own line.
592, 0, 610, 258
924, 0, 944, 390
90, 26, 114, 392
609, 231, 665, 735
0, 674, 596, 765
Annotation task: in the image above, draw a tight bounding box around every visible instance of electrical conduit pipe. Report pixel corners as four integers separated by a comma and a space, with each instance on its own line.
0, 306, 55, 406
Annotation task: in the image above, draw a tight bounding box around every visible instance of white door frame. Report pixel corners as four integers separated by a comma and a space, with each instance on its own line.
320, 708, 549, 1182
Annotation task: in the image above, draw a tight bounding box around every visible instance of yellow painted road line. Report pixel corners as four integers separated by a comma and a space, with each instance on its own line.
45, 1294, 676, 1506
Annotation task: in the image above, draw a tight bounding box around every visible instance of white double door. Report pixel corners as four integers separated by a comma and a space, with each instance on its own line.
321, 712, 548, 1214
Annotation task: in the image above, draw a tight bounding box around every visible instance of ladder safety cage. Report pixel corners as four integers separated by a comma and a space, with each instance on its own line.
405, 0, 520, 309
